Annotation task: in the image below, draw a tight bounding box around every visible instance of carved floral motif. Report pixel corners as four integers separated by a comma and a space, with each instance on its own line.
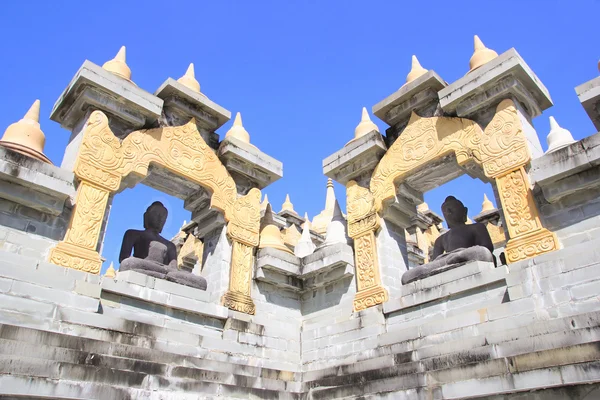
63, 182, 109, 250
354, 232, 378, 291
496, 167, 540, 238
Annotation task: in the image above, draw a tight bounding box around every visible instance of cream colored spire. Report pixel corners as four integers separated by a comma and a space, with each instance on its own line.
177, 63, 202, 94
352, 107, 379, 141
481, 193, 495, 213
546, 116, 575, 153
312, 178, 337, 234
261, 194, 270, 211
466, 216, 473, 224
0, 100, 51, 164
301, 212, 312, 230
224, 112, 251, 144
259, 204, 292, 254
281, 194, 296, 213
295, 217, 316, 257
102, 46, 133, 82
469, 35, 498, 72
405, 55, 428, 84
323, 200, 349, 246
417, 202, 429, 213
104, 262, 116, 279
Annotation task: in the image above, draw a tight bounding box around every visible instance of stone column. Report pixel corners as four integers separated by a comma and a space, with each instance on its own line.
324, 115, 389, 310
439, 46, 558, 263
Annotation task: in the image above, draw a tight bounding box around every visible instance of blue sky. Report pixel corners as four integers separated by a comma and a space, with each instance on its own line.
0, 1, 598, 272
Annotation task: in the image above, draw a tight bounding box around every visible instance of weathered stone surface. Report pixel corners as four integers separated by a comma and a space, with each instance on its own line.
575, 75, 600, 131
323, 130, 387, 185
218, 136, 283, 190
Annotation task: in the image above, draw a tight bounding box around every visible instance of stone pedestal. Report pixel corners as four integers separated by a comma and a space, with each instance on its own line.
439, 48, 552, 160
373, 70, 446, 146
575, 75, 600, 131
51, 60, 163, 171
218, 137, 283, 193
155, 77, 230, 150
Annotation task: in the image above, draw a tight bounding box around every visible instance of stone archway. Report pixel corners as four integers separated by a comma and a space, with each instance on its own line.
347, 99, 558, 311
49, 111, 260, 314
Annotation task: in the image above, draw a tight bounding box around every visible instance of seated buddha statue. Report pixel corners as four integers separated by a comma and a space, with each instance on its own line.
119, 201, 207, 290
401, 196, 494, 284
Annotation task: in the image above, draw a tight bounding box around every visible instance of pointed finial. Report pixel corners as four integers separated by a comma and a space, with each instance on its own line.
177, 63, 202, 94
327, 178, 333, 189
546, 116, 575, 153
224, 112, 251, 144
261, 193, 270, 210
302, 212, 312, 230
281, 194, 296, 213
352, 107, 379, 141
405, 55, 428, 84
295, 218, 316, 257
102, 46, 133, 82
259, 206, 293, 254
104, 262, 116, 279
0, 100, 51, 164
481, 193, 495, 213
324, 200, 349, 246
469, 35, 498, 72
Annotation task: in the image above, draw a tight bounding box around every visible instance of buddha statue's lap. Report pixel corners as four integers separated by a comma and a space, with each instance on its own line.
118, 201, 207, 291
401, 196, 495, 285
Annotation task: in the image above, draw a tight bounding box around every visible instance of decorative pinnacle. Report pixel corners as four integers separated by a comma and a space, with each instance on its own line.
261, 193, 270, 210
104, 262, 116, 278
405, 55, 428, 84
224, 112, 251, 144
327, 178, 333, 188
0, 99, 51, 164
353, 107, 379, 141
177, 63, 201, 94
546, 116, 575, 153
469, 35, 498, 72
102, 46, 133, 82
481, 193, 495, 213
281, 194, 295, 213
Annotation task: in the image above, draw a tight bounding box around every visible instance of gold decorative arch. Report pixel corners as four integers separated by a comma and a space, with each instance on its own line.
49, 111, 260, 314
347, 99, 558, 311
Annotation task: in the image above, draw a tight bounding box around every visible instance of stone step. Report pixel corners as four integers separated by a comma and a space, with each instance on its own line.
0, 354, 301, 398
0, 373, 300, 400
0, 337, 302, 393
0, 320, 300, 388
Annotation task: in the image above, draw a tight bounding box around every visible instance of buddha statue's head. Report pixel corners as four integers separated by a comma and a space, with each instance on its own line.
143, 201, 168, 234
441, 196, 468, 229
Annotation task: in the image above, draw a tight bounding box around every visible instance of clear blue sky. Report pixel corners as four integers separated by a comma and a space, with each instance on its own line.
0, 1, 598, 273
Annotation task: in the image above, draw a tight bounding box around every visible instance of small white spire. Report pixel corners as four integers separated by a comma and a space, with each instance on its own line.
295, 217, 316, 258
546, 116, 575, 153
323, 200, 349, 246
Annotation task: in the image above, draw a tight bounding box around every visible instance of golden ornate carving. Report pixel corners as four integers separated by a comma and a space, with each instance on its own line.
222, 240, 256, 314
479, 100, 531, 179
495, 168, 541, 237
370, 112, 484, 212
346, 180, 388, 311
227, 188, 261, 247
505, 229, 558, 263
50, 111, 262, 314
177, 234, 204, 269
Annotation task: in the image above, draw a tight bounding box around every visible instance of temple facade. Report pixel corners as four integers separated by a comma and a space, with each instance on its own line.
1, 37, 600, 399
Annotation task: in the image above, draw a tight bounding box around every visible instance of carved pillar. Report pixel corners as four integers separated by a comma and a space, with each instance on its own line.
48, 180, 109, 274
347, 181, 388, 311
480, 100, 559, 263
222, 188, 261, 315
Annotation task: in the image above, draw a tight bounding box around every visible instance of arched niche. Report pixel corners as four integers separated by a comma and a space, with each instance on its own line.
346, 99, 558, 311
49, 111, 260, 314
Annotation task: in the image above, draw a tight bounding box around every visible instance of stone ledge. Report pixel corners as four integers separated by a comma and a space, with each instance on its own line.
0, 147, 75, 216
323, 130, 387, 185
576, 75, 600, 131
530, 132, 600, 202
383, 261, 507, 314
255, 244, 354, 292
439, 48, 552, 119
51, 60, 163, 132
101, 276, 227, 320
218, 137, 283, 189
